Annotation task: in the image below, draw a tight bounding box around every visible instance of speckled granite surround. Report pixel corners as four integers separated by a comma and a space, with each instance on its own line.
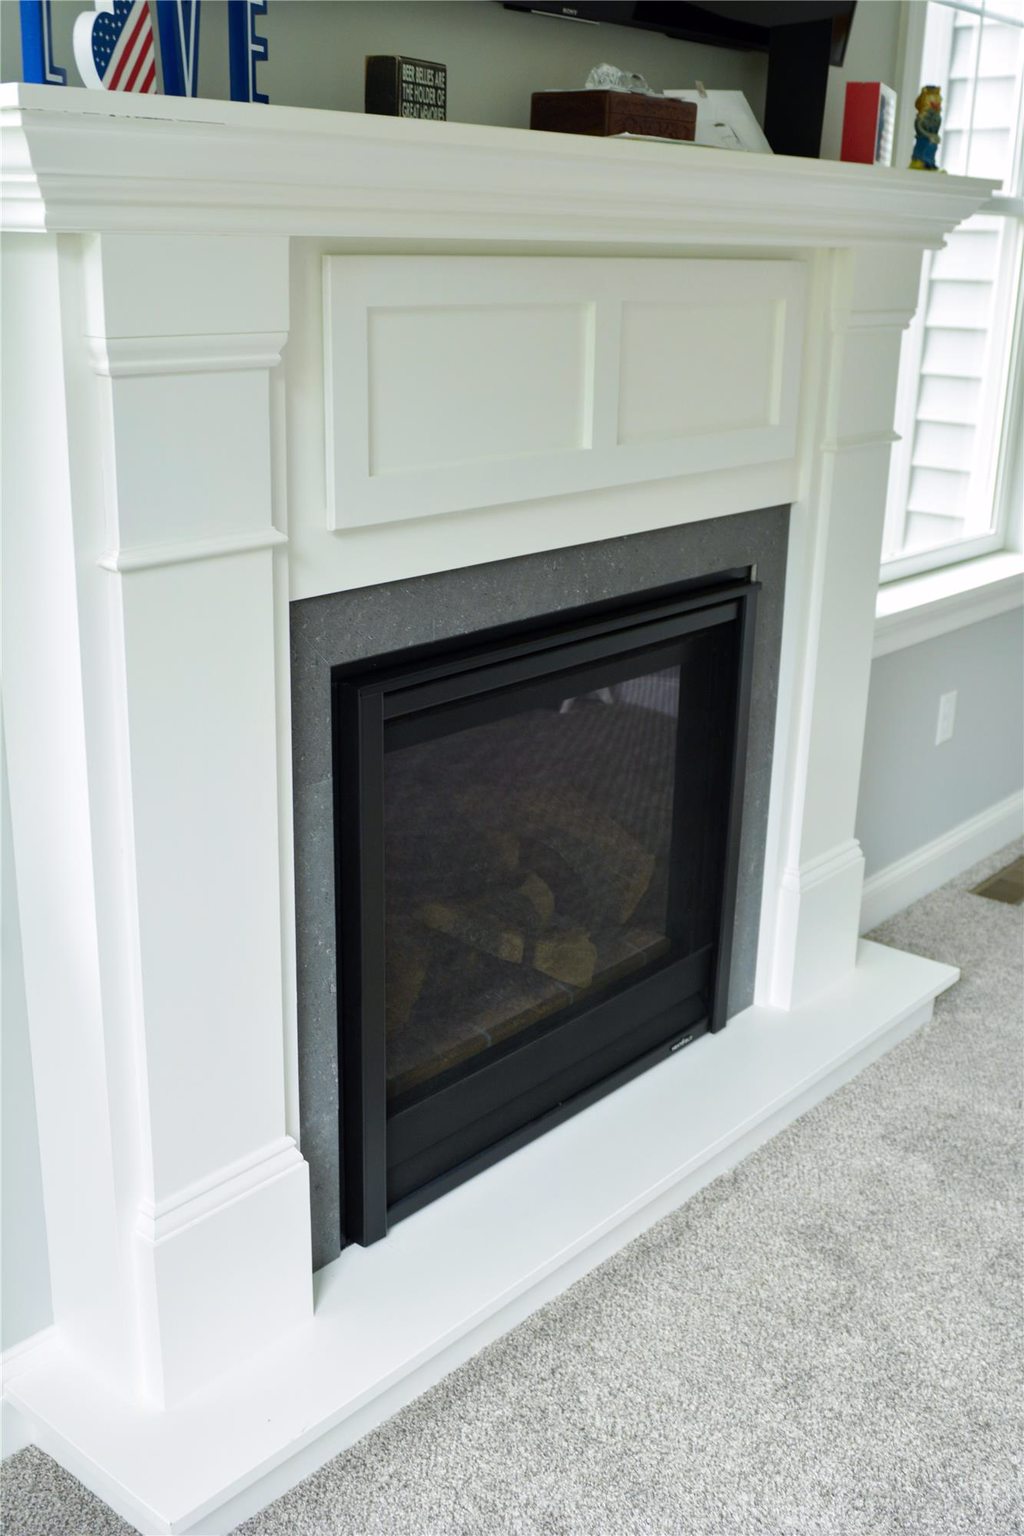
291, 508, 789, 1269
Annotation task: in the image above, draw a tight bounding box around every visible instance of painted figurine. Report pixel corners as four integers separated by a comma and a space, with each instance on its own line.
910, 84, 944, 171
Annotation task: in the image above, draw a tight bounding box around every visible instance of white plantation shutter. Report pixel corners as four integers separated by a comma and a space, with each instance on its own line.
883, 0, 1024, 578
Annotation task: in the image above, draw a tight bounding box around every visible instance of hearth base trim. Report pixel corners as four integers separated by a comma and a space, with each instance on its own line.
3, 941, 958, 1536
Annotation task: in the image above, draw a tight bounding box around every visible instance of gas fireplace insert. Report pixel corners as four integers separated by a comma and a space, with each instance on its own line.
333, 575, 757, 1245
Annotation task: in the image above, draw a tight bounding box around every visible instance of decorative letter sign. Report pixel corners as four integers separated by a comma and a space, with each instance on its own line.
228, 0, 269, 103
74, 0, 158, 93
365, 56, 447, 121
19, 0, 67, 84
154, 0, 201, 96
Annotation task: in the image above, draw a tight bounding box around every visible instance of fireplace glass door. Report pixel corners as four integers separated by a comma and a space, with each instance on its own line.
333, 579, 756, 1245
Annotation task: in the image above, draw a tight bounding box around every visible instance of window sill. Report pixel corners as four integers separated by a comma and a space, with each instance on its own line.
874, 551, 1024, 658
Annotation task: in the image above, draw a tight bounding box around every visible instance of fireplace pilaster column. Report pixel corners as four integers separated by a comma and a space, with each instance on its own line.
759, 243, 924, 1010
20, 230, 310, 1407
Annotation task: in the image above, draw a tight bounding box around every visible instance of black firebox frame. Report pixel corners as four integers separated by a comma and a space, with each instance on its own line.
332, 574, 758, 1249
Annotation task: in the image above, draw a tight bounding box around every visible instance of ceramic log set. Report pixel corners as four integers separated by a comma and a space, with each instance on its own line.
19, 0, 269, 102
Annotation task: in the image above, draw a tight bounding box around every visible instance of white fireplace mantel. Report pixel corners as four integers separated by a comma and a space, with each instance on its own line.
1, 83, 993, 248
1, 85, 993, 1535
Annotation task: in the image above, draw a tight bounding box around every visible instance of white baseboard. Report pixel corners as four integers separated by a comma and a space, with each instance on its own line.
861, 790, 1024, 933
6, 942, 957, 1535
2, 1326, 56, 1459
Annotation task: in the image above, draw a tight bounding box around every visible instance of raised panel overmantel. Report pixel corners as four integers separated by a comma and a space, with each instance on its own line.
1, 83, 993, 250
324, 255, 805, 529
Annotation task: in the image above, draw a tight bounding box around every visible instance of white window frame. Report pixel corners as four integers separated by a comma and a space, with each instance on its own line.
882, 0, 1024, 585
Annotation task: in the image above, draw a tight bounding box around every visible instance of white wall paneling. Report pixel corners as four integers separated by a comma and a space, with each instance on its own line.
323, 256, 805, 529
0, 83, 993, 1527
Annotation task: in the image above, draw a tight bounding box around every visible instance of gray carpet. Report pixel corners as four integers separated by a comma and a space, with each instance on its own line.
4, 842, 1022, 1536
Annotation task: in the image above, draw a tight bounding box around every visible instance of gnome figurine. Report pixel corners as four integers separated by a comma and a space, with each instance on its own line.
910, 85, 944, 171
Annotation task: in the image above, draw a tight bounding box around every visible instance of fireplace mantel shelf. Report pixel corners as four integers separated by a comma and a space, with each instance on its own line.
1, 83, 995, 248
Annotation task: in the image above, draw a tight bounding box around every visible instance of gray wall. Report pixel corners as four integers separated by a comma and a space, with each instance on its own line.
0, 0, 903, 148
856, 610, 1024, 878
1, 0, 766, 125
820, 0, 903, 159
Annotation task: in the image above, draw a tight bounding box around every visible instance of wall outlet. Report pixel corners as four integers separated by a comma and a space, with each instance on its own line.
935, 689, 957, 745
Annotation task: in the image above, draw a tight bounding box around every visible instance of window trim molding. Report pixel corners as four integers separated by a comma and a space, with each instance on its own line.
873, 550, 1024, 656
881, 0, 1024, 585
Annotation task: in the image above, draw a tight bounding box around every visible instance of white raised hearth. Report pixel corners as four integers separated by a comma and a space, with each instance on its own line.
1, 85, 992, 1534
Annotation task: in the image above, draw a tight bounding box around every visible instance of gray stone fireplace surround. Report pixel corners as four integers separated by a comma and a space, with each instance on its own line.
291, 507, 789, 1269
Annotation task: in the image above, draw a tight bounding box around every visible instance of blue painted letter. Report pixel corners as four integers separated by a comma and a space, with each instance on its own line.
155, 0, 202, 97
228, 0, 268, 104
19, 0, 67, 84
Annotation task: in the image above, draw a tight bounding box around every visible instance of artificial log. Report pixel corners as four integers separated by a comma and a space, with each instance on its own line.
519, 871, 555, 924
385, 919, 433, 1030
512, 787, 655, 925
530, 924, 598, 989
418, 898, 525, 965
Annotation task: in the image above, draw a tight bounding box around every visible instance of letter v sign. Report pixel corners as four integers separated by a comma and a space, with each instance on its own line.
155, 0, 201, 96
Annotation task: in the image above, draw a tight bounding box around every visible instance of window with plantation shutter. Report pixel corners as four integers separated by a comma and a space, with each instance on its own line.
883, 0, 1024, 580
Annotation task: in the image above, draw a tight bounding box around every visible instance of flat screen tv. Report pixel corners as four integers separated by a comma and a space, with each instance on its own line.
502, 1, 858, 157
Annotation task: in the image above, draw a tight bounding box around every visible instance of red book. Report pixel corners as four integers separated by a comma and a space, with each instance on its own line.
842, 82, 897, 166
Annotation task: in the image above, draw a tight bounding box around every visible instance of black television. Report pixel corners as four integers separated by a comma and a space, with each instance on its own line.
502, 1, 858, 158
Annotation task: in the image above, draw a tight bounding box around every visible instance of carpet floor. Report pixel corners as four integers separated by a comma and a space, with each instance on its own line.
3, 842, 1022, 1536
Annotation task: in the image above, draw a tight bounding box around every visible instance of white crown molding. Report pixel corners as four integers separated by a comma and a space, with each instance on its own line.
87, 332, 287, 378
0, 84, 996, 248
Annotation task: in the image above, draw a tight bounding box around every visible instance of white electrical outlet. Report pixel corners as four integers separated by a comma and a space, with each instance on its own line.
936, 689, 958, 745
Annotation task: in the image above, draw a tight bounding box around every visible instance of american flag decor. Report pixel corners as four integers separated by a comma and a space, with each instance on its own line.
74, 0, 159, 94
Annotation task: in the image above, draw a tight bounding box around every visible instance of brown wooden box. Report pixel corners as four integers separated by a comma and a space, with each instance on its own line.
530, 90, 697, 142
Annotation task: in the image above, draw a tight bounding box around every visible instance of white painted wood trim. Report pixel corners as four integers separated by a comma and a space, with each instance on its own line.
323, 255, 806, 531
0, 84, 995, 249
5, 941, 957, 1535
780, 838, 864, 894
821, 430, 901, 453
873, 552, 1024, 656
755, 244, 924, 1010
1, 81, 997, 1529
1, 1328, 57, 1461
135, 1136, 302, 1243
97, 527, 288, 573
86, 332, 287, 378
860, 791, 1024, 932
